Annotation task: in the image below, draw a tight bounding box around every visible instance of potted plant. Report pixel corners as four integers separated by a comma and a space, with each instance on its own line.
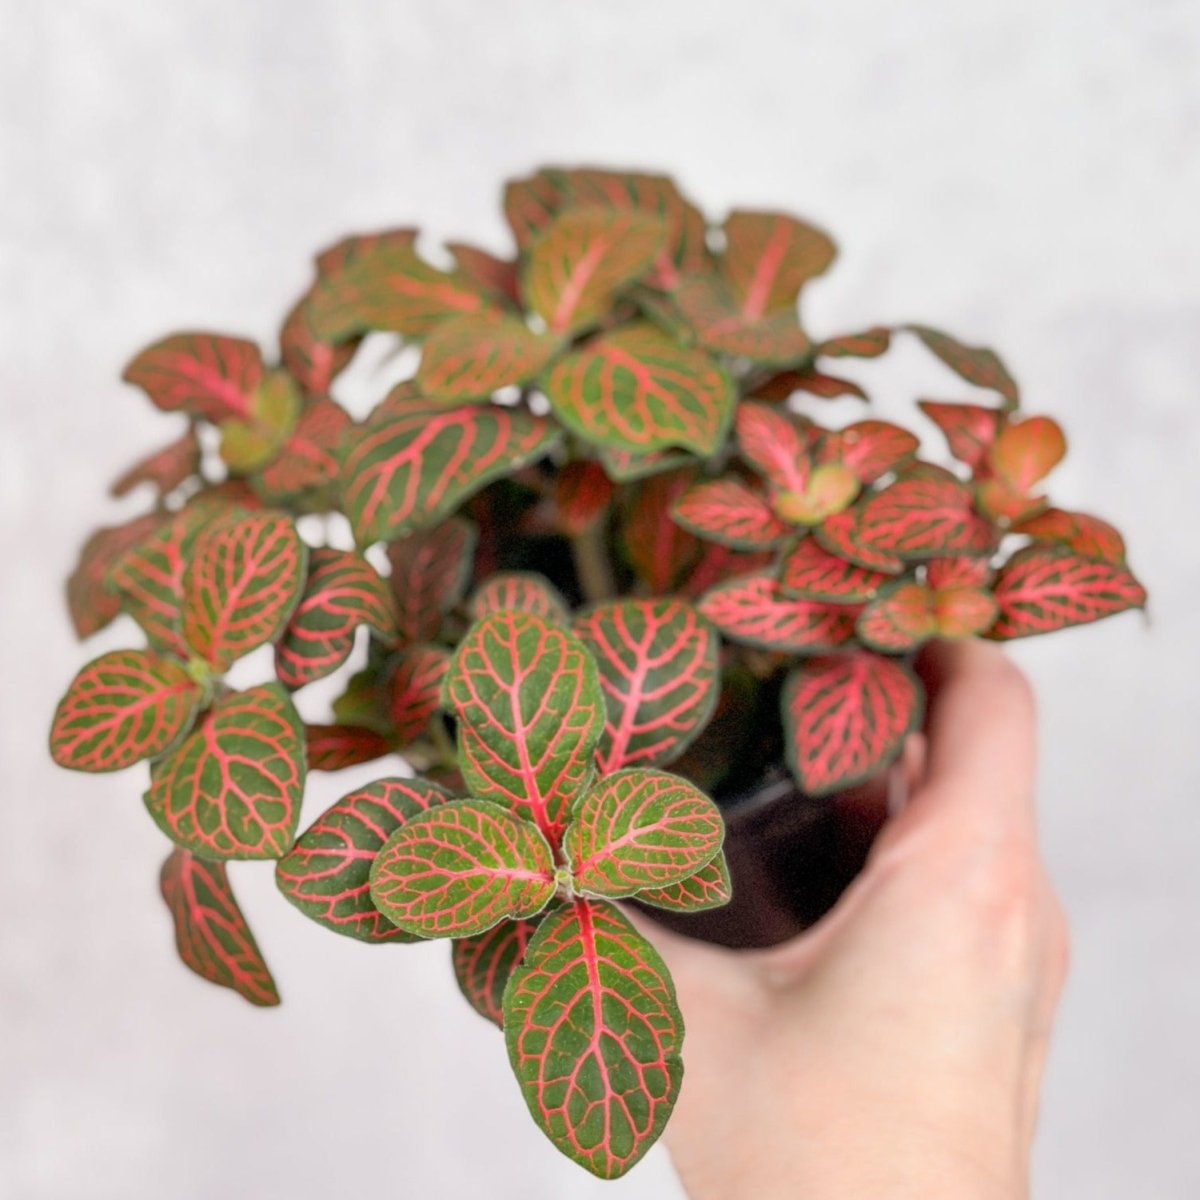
50, 166, 1146, 1180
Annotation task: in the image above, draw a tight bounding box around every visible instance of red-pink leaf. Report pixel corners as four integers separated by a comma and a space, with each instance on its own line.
416, 313, 561, 400
814, 508, 907, 574
274, 549, 397, 689
503, 898, 683, 1179
910, 325, 1019, 408
720, 210, 836, 319
573, 598, 720, 772
122, 333, 263, 422
446, 242, 522, 304
1013, 508, 1127, 565
857, 478, 995, 559
452, 916, 542, 1027
623, 469, 702, 593
698, 570, 859, 652
65, 513, 164, 640
779, 537, 892, 602
674, 273, 814, 363
817, 326, 892, 359
671, 477, 790, 550
388, 645, 450, 745
467, 573, 570, 626
918, 400, 1002, 471
783, 652, 923, 795
521, 209, 666, 336
734, 401, 810, 493
182, 513, 307, 671
369, 799, 556, 938
925, 556, 993, 590
387, 516, 477, 645
752, 370, 868, 402
565, 769, 724, 897
279, 293, 358, 396
677, 542, 774, 598
110, 427, 201, 498
989, 546, 1147, 639
276, 777, 449, 943
256, 396, 352, 499
554, 460, 615, 536
304, 723, 392, 771
145, 683, 306, 860
50, 649, 202, 773
818, 420, 920, 484
443, 612, 605, 846
986, 416, 1067, 493
856, 583, 938, 651
160, 849, 280, 1007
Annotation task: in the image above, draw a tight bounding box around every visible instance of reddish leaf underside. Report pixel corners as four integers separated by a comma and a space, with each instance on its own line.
988, 546, 1146, 640
304, 723, 392, 771
110, 426, 201, 498
917, 400, 1002, 471
182, 513, 307, 672
387, 516, 477, 644
783, 651, 923, 795
275, 777, 449, 943
622, 468, 702, 593
50, 649, 202, 773
443, 611, 605, 846
565, 769, 724, 897
452, 916, 543, 1027
340, 402, 561, 545
503, 898, 683, 1179
160, 849, 280, 1007
542, 322, 734, 456
388, 644, 450, 745
274, 548, 397, 689
521, 208, 666, 335
573, 598, 720, 772
145, 683, 306, 860
818, 326, 892, 358
554, 460, 615, 536
66, 514, 163, 640
123, 333, 263, 422
698, 571, 859, 653
369, 799, 556, 938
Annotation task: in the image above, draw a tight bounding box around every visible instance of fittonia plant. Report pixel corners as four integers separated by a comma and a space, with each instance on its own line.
50, 166, 1145, 1178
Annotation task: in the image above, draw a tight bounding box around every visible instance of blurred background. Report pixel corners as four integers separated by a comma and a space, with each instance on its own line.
2, 1, 1198, 1196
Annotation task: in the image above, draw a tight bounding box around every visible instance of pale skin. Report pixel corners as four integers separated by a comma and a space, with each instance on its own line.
638, 641, 1069, 1200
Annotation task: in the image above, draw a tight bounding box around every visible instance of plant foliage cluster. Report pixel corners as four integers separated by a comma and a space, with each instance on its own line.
51, 166, 1145, 1177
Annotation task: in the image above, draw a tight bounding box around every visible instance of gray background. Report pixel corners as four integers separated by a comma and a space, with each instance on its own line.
2, 2, 1198, 1197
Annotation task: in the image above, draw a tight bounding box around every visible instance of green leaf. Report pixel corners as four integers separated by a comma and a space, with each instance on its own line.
160, 849, 280, 1007
416, 313, 561, 400
122, 332, 264, 422
542, 322, 734, 456
637, 853, 732, 912
145, 683, 306, 860
573, 598, 720, 772
182, 513, 308, 672
50, 649, 202, 773
340, 401, 561, 546
503, 898, 683, 1179
442, 611, 605, 846
452, 916, 544, 1027
274, 548, 397, 689
521, 209, 666, 335
369, 799, 557, 938
719, 210, 836, 318
467, 572, 570, 626
219, 369, 302, 473
673, 274, 814, 364
564, 769, 724, 898
276, 777, 449, 943
255, 396, 352, 501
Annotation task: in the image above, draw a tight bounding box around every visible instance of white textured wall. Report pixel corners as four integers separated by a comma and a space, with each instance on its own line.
2, 2, 1198, 1197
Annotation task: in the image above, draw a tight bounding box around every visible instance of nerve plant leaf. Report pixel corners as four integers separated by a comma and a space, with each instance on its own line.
503, 898, 683, 1179
304, 723, 391, 772
275, 549, 397, 689
387, 645, 450, 745
817, 420, 920, 485
814, 507, 907, 573
565, 769, 724, 897
673, 274, 814, 364
671, 478, 791, 550
817, 326, 892, 358
255, 396, 352, 500
276, 777, 449, 943
623, 468, 702, 593
778, 537, 893, 603
783, 651, 923, 795
122, 333, 264, 422
467, 572, 570, 626
521, 209, 666, 336
387, 515, 477, 644
856, 581, 998, 652
182, 513, 308, 672
145, 683, 306, 860
452, 916, 543, 1027
554, 460, 616, 536
369, 799, 557, 938
698, 571, 859, 653
160, 849, 280, 1007
65, 513, 163, 640
416, 313, 561, 400
109, 426, 201, 498
918, 400, 1002, 471
542, 322, 735, 456
1014, 507, 1127, 565
341, 402, 561, 546
856, 477, 994, 559
573, 598, 720, 772
988, 545, 1146, 639
50, 649, 202, 773
636, 854, 732, 913
442, 611, 605, 845
909, 325, 1019, 409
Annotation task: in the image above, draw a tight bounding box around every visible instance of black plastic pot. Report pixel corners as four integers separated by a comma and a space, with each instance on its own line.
641, 765, 903, 949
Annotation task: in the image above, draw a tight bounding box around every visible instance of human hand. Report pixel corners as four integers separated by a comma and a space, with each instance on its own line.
639, 641, 1069, 1200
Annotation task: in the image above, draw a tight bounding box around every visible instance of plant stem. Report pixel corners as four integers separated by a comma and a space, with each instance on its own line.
570, 523, 616, 603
